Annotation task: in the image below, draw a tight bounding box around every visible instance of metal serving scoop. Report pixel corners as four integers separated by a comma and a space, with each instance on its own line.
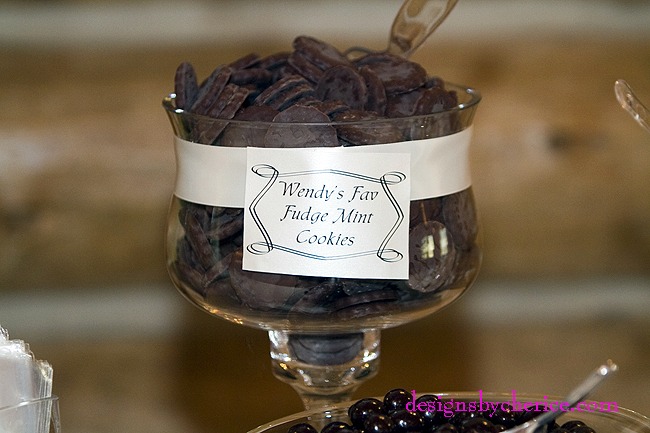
502, 360, 618, 433
615, 79, 650, 134
387, 0, 459, 58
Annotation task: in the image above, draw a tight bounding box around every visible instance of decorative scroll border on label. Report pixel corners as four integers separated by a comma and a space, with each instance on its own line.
241, 149, 410, 279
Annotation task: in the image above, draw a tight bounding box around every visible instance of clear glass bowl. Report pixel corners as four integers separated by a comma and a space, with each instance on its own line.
163, 83, 481, 333
0, 396, 61, 433
247, 392, 650, 433
163, 80, 481, 408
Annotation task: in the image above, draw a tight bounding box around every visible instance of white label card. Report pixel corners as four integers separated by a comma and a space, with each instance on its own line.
243, 147, 411, 279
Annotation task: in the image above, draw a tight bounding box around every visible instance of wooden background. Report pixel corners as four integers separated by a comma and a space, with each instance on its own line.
0, 1, 649, 433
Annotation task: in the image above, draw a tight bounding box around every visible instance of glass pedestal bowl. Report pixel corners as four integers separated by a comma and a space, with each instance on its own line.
248, 392, 650, 433
164, 83, 481, 408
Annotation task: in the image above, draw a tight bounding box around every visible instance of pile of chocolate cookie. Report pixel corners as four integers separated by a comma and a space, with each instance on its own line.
173, 35, 461, 147
167, 36, 479, 329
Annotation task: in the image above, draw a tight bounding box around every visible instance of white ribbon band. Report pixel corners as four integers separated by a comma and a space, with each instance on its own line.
174, 126, 473, 207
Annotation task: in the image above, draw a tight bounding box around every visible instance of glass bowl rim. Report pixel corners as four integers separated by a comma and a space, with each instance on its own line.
0, 395, 59, 412
246, 391, 650, 433
162, 82, 481, 128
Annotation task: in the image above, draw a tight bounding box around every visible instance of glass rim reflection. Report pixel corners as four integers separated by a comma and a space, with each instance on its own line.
0, 395, 59, 412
